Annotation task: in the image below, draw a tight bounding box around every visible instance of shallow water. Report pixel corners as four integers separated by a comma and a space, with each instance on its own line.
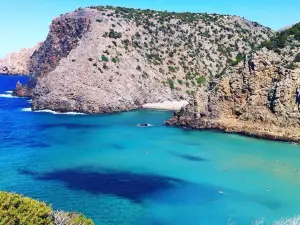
1, 75, 300, 225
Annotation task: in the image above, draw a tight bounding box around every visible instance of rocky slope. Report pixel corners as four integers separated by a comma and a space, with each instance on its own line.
167, 23, 300, 143
13, 6, 272, 113
0, 44, 41, 75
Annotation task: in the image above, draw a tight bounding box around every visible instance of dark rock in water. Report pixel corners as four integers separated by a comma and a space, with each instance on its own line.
137, 123, 152, 127
12, 81, 31, 97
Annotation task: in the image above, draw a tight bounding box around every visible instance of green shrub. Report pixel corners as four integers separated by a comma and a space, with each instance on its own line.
196, 76, 206, 86
228, 52, 244, 66
285, 62, 298, 70
0, 192, 94, 225
67, 214, 94, 225
167, 78, 175, 89
0, 191, 53, 225
235, 52, 244, 63
168, 66, 177, 73
228, 58, 238, 66
108, 29, 122, 39
101, 55, 109, 62
177, 79, 183, 85
294, 53, 300, 62
111, 57, 120, 63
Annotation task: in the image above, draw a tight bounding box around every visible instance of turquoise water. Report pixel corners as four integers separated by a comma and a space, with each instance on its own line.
1, 75, 300, 224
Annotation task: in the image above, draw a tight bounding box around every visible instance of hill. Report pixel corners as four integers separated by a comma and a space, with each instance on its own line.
0, 43, 41, 75
12, 6, 273, 113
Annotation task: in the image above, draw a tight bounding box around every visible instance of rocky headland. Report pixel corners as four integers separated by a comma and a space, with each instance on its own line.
167, 23, 300, 143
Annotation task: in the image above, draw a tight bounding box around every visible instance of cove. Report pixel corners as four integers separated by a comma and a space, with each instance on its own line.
1, 75, 300, 225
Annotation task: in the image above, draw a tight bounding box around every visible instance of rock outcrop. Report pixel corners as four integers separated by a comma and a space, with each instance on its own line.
13, 6, 272, 113
167, 24, 300, 143
12, 81, 31, 97
0, 44, 41, 75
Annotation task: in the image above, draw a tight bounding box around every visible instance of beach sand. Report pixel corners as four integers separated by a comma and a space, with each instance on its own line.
142, 100, 188, 111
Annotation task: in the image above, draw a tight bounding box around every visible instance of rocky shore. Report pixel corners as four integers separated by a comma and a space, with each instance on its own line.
166, 44, 300, 143
166, 117, 300, 143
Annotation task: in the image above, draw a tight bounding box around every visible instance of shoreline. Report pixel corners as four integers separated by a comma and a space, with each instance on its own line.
166, 116, 300, 144
7, 92, 299, 144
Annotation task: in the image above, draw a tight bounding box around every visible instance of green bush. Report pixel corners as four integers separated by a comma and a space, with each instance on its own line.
235, 52, 244, 63
101, 55, 109, 62
108, 29, 122, 39
0, 192, 94, 225
0, 191, 53, 225
111, 57, 120, 63
168, 66, 177, 73
285, 62, 298, 70
294, 53, 300, 62
177, 79, 183, 85
196, 76, 206, 86
67, 214, 93, 225
167, 78, 175, 89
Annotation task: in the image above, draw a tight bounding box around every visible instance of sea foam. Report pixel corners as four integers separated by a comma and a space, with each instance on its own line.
21, 108, 32, 112
21, 108, 85, 115
0, 94, 17, 98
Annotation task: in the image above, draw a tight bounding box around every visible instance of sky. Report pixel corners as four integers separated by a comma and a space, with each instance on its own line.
0, 0, 300, 57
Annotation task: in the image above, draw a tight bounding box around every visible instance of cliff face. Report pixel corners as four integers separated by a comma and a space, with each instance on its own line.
167, 25, 300, 142
0, 44, 41, 75
22, 6, 272, 113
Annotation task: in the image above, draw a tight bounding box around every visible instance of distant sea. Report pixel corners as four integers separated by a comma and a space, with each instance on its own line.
1, 75, 300, 225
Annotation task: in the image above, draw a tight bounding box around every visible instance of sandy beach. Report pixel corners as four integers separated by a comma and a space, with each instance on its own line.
142, 100, 188, 111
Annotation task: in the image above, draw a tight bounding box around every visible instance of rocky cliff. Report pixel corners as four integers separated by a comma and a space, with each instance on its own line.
167, 23, 300, 143
12, 6, 272, 113
0, 44, 41, 75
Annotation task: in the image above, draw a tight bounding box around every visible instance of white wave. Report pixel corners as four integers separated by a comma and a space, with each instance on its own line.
27, 99, 32, 103
5, 91, 13, 94
22, 108, 32, 112
21, 108, 84, 115
0, 94, 17, 98
249, 215, 300, 225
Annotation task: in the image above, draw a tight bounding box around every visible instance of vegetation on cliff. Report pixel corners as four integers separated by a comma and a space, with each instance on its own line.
168, 19, 300, 143
19, 5, 274, 113
0, 191, 93, 225
261, 22, 300, 53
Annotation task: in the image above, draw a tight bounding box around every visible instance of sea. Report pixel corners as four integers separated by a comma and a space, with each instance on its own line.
1, 75, 300, 225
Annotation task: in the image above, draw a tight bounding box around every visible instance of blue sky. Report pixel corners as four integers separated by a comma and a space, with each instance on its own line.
1, 0, 300, 57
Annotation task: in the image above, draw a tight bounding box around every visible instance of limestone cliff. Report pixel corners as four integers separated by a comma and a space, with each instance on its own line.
14, 6, 272, 113
167, 23, 300, 143
0, 44, 41, 75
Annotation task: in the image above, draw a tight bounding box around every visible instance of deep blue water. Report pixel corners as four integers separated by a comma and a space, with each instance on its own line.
1, 75, 300, 225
